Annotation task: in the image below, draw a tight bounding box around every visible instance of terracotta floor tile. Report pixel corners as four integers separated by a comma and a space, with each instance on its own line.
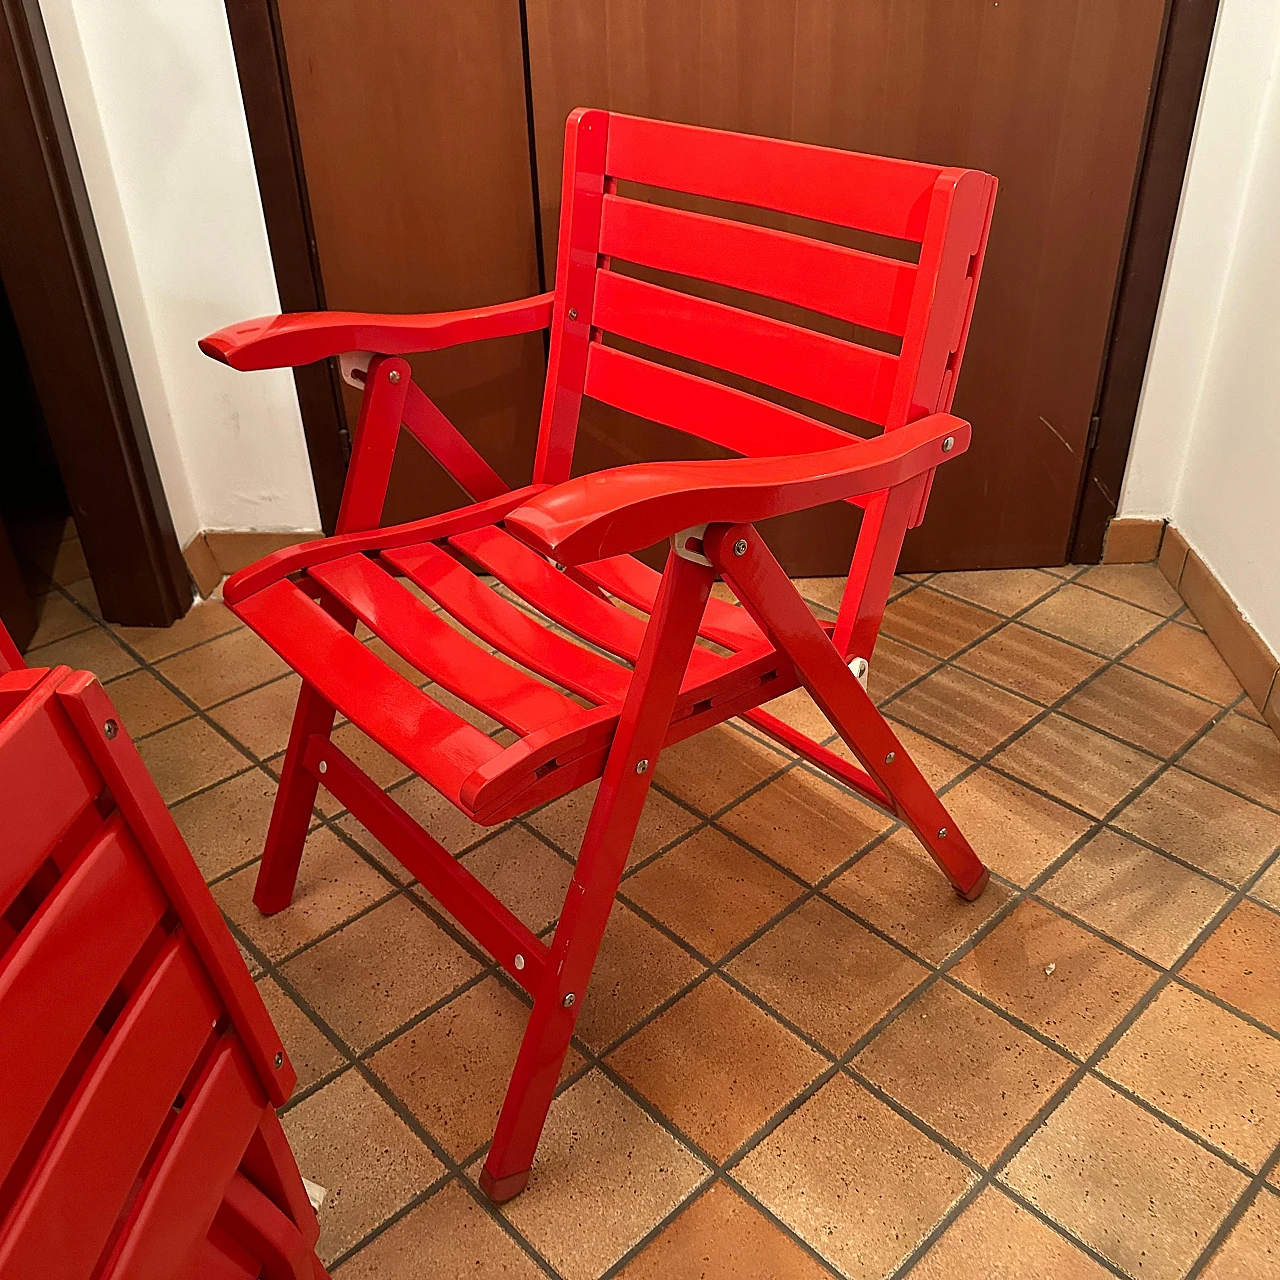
369, 977, 576, 1160
494, 1071, 709, 1280
575, 902, 704, 1052
48, 534, 89, 587
727, 897, 928, 1054
27, 592, 95, 648
826, 829, 1013, 964
1001, 1075, 1247, 1280
951, 900, 1156, 1056
1100, 983, 1280, 1170
114, 598, 240, 662
623, 826, 802, 960
1061, 664, 1218, 757
24, 624, 140, 682
1040, 830, 1230, 966
256, 975, 343, 1092
1182, 900, 1280, 1032
1113, 768, 1280, 886
855, 982, 1074, 1165
1076, 563, 1183, 616
888, 666, 1040, 757
282, 1069, 444, 1264
282, 896, 481, 1052
990, 714, 1161, 818
100, 668, 190, 738
793, 576, 844, 612
212, 828, 393, 962
137, 717, 249, 804
332, 815, 416, 886
335, 1181, 544, 1279
955, 623, 1104, 706
1251, 857, 1280, 910
607, 977, 826, 1160
362, 636, 431, 686
735, 1074, 973, 1277
756, 686, 837, 742
530, 778, 699, 868
172, 768, 279, 882
208, 674, 302, 759
867, 634, 941, 704
929, 568, 1061, 616
617, 1182, 830, 1280
832, 719, 973, 791
1181, 713, 1280, 810
1200, 1187, 1280, 1279
392, 776, 494, 853
654, 723, 787, 815
328, 722, 412, 791
156, 625, 289, 707
718, 767, 891, 884
939, 767, 1094, 886
880, 586, 1002, 657
1124, 621, 1244, 705
456, 826, 572, 935
1022, 584, 1162, 657
913, 1185, 1113, 1279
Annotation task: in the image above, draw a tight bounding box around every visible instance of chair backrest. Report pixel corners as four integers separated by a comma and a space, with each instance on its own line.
0, 665, 315, 1280
534, 109, 996, 499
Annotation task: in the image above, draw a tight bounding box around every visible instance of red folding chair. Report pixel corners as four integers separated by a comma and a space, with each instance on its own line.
200, 111, 997, 1201
0, 646, 326, 1279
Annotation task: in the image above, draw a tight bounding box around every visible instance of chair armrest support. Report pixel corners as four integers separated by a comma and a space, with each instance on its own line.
504, 414, 969, 565
199, 292, 556, 371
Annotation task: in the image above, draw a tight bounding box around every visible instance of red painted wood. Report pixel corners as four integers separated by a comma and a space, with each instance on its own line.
0, 621, 22, 675
592, 270, 900, 427
216, 1173, 314, 1280
199, 291, 554, 371
401, 380, 510, 503
599, 193, 918, 334
604, 112, 943, 242
504, 413, 969, 565
309, 554, 584, 736
334, 355, 411, 534
0, 937, 218, 1280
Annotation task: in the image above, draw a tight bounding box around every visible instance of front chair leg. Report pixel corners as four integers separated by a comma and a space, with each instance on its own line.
707, 523, 989, 901
480, 546, 715, 1201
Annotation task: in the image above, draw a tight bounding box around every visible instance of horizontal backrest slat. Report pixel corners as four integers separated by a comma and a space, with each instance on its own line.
592, 270, 899, 427
0, 936, 219, 1280
605, 113, 942, 242
584, 343, 857, 458
0, 820, 167, 1183
599, 194, 917, 335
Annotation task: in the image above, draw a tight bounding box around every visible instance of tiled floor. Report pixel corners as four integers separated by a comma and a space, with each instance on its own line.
18, 522, 1280, 1280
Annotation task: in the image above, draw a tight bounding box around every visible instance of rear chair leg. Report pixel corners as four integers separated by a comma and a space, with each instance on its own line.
254, 683, 336, 915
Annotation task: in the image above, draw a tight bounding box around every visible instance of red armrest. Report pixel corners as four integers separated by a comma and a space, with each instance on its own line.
199, 292, 555, 371
505, 414, 970, 565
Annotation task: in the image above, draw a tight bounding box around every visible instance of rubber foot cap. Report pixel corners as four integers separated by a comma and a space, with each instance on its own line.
480, 1165, 530, 1203
956, 865, 990, 902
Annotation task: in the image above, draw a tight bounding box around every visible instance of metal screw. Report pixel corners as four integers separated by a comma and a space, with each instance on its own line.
514, 953, 526, 971
732, 538, 748, 556
568, 307, 578, 320
274, 1051, 284, 1068
388, 369, 401, 384
941, 436, 954, 452
562, 992, 576, 1008
318, 759, 328, 774
635, 758, 649, 774
103, 719, 118, 740
937, 827, 948, 839
885, 751, 896, 764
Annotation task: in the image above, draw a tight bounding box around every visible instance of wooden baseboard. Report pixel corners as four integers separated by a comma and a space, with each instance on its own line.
1102, 517, 1166, 564
182, 530, 319, 597
1157, 523, 1279, 733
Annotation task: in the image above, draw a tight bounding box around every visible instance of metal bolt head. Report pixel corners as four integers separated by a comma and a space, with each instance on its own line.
318, 759, 328, 774
568, 307, 578, 321
941, 436, 954, 452
937, 827, 948, 839
514, 953, 526, 971
635, 758, 649, 775
103, 719, 118, 740
388, 369, 401, 384
562, 992, 576, 1008
732, 537, 748, 557
884, 751, 896, 764
274, 1051, 284, 1068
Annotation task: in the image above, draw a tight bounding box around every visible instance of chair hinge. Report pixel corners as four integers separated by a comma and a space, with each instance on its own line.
672, 524, 712, 566
848, 656, 869, 690
338, 351, 374, 389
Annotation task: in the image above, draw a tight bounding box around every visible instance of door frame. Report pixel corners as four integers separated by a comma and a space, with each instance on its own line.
0, 0, 192, 627
225, 0, 1219, 565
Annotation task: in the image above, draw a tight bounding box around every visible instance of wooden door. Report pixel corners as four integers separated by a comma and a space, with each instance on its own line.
524, 0, 1170, 571
272, 0, 546, 526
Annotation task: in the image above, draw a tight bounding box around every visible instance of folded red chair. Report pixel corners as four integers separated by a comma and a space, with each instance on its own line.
200, 110, 998, 1201
0, 642, 326, 1279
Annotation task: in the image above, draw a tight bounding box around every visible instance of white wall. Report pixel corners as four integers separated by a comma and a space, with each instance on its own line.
1120, 0, 1280, 653
39, 0, 321, 545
